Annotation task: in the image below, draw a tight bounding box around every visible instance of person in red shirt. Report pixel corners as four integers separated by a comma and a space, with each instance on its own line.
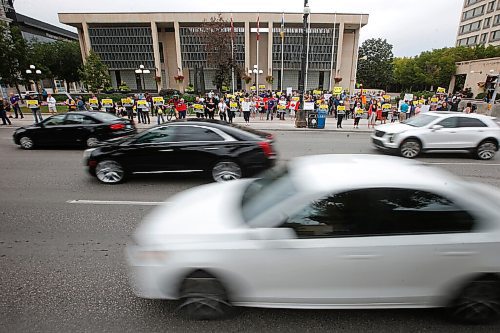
175, 98, 187, 119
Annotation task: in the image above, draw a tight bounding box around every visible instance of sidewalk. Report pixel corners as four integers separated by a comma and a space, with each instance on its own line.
1, 113, 376, 133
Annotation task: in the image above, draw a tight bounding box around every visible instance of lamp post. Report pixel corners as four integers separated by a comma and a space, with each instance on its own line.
25, 65, 42, 102
135, 64, 151, 93
248, 65, 263, 96
296, 0, 310, 128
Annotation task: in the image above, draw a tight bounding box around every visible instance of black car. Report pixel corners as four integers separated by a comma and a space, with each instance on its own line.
13, 112, 136, 149
84, 119, 277, 184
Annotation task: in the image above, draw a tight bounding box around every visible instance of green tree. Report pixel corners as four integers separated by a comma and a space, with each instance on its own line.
78, 50, 110, 95
0, 22, 30, 98
357, 38, 394, 90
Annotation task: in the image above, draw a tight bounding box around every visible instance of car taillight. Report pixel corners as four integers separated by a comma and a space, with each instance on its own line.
110, 123, 125, 130
258, 141, 274, 158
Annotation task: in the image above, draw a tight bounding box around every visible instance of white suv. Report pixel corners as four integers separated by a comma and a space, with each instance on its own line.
372, 112, 500, 159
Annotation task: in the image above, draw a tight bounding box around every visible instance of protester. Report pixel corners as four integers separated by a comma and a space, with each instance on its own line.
218, 98, 227, 122
353, 102, 363, 129
66, 97, 76, 112
368, 102, 378, 128
241, 98, 251, 124
9, 93, 23, 119
175, 98, 187, 120
0, 98, 12, 125
336, 101, 346, 129
463, 102, 472, 114
206, 97, 216, 119
76, 96, 86, 111
28, 94, 43, 123
47, 93, 57, 115
399, 100, 409, 122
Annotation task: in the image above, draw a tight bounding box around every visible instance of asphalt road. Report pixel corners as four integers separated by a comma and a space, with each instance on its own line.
1, 127, 500, 333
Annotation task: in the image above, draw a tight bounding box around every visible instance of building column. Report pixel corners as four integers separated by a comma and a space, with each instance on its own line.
268, 21, 273, 90
349, 25, 361, 94
77, 28, 87, 61
82, 22, 91, 57
244, 21, 250, 90
333, 22, 344, 91
173, 21, 183, 92
151, 21, 162, 93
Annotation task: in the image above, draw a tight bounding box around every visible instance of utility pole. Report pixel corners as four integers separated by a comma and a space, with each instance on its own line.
296, 0, 309, 128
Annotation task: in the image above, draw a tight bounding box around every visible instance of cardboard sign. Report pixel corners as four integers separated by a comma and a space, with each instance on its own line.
121, 98, 133, 107
229, 102, 238, 108
26, 100, 39, 109
319, 104, 329, 109
193, 103, 204, 110
437, 87, 446, 94
258, 84, 266, 90
337, 105, 346, 112
383, 95, 391, 101
286, 87, 293, 96
291, 96, 300, 101
276, 92, 282, 97
324, 93, 332, 101
137, 100, 148, 109
304, 102, 315, 110
431, 97, 439, 103
89, 98, 99, 107
382, 103, 391, 109
101, 99, 113, 108
277, 105, 286, 110
239, 98, 245, 103
313, 90, 322, 96
419, 99, 425, 105
333, 87, 343, 94
250, 86, 256, 91
226, 94, 234, 99
153, 97, 164, 106
403, 94, 414, 102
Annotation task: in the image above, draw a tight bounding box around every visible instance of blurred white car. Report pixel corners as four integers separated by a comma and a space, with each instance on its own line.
127, 154, 500, 323
372, 112, 500, 159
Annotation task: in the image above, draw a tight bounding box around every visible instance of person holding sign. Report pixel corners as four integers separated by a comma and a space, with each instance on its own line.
381, 102, 391, 124
47, 93, 57, 115
353, 102, 364, 129
89, 95, 100, 111
228, 99, 238, 124
336, 102, 346, 129
27, 94, 43, 124
0, 98, 12, 125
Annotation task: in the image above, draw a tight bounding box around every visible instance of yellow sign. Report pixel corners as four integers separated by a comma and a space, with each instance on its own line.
277, 105, 286, 110
291, 96, 300, 101
26, 100, 39, 108
319, 104, 328, 109
383, 95, 391, 101
230, 102, 238, 108
259, 84, 266, 90
313, 90, 322, 96
239, 98, 245, 103
226, 94, 234, 99
431, 97, 439, 103
276, 92, 282, 96
153, 97, 164, 106
250, 86, 256, 91
437, 87, 446, 94
235, 92, 242, 96
137, 100, 148, 109
121, 98, 133, 106
101, 99, 113, 107
337, 105, 346, 111
193, 103, 204, 110
89, 98, 98, 106
333, 86, 343, 94
382, 103, 391, 109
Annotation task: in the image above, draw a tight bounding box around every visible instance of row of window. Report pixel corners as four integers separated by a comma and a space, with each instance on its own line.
459, 19, 482, 35
457, 29, 500, 45
465, 0, 483, 7
89, 36, 153, 45
88, 27, 152, 37
463, 4, 485, 21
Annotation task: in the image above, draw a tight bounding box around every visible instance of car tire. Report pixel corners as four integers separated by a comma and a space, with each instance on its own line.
475, 140, 497, 160
211, 160, 242, 182
447, 275, 500, 324
95, 160, 125, 184
86, 136, 100, 148
399, 139, 421, 159
19, 136, 34, 150
178, 272, 232, 320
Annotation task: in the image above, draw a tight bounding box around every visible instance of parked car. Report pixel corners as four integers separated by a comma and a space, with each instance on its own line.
372, 112, 500, 159
84, 119, 276, 184
13, 112, 135, 149
126, 154, 500, 323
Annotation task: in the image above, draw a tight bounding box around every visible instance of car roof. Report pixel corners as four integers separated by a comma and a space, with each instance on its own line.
167, 119, 272, 140
427, 111, 494, 120
288, 154, 461, 193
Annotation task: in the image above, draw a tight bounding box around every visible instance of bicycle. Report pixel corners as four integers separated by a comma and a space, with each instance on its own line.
165, 104, 177, 121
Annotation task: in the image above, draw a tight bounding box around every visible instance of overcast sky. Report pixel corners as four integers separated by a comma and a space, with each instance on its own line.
14, 0, 464, 57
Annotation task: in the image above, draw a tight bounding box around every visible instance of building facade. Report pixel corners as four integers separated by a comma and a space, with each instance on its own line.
456, 0, 500, 47
59, 12, 368, 93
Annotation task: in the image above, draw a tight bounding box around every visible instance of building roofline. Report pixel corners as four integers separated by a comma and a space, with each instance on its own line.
58, 11, 368, 15
16, 13, 78, 40
456, 56, 500, 65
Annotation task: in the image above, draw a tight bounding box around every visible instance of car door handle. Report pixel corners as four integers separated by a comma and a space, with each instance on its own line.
204, 147, 219, 150
159, 149, 173, 152
438, 251, 477, 257
340, 254, 381, 260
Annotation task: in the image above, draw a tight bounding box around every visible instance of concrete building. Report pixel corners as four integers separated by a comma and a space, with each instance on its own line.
15, 13, 77, 43
449, 56, 500, 98
59, 12, 368, 93
456, 0, 500, 47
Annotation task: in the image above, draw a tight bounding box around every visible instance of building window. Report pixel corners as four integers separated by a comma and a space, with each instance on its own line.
159, 42, 164, 63
459, 20, 482, 34
484, 17, 491, 28
462, 5, 485, 21
480, 32, 489, 43
488, 0, 496, 11
494, 14, 500, 26
465, 0, 483, 7
491, 29, 500, 41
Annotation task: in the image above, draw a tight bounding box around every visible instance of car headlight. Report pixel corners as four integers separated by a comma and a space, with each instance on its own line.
83, 148, 97, 160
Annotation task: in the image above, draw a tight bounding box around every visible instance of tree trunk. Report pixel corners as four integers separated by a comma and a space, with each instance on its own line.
66, 81, 71, 94
14, 82, 23, 102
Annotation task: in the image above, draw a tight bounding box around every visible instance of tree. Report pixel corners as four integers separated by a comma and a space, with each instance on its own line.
78, 50, 110, 95
0, 22, 30, 98
357, 38, 394, 90
197, 13, 236, 91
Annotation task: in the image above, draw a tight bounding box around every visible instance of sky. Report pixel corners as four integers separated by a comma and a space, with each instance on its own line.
14, 0, 464, 57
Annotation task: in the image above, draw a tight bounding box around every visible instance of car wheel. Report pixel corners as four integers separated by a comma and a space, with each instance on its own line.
476, 140, 497, 160
211, 160, 242, 182
95, 160, 125, 184
447, 276, 500, 324
178, 272, 232, 320
86, 136, 99, 148
19, 136, 34, 150
399, 139, 421, 159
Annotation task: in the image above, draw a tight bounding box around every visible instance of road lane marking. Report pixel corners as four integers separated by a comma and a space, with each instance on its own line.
425, 162, 500, 166
66, 200, 166, 206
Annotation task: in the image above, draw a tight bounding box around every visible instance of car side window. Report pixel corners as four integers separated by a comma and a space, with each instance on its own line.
83, 116, 98, 124
65, 114, 85, 124
282, 188, 475, 238
134, 126, 175, 144
437, 117, 457, 128
43, 115, 65, 126
457, 117, 487, 128
175, 126, 224, 142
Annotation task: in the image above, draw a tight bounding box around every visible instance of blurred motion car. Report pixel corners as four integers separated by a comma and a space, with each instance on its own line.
84, 119, 276, 184
13, 112, 135, 149
127, 154, 500, 323
372, 112, 500, 159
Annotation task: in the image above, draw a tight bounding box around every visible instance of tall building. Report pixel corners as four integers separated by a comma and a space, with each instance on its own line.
456, 0, 500, 47
0, 0, 15, 23
59, 12, 368, 93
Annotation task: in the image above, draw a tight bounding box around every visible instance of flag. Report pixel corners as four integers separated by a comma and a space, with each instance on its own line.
230, 13, 234, 40
256, 14, 260, 41
280, 13, 285, 40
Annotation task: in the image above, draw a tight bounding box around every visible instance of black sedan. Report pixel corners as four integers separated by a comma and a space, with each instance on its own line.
84, 119, 277, 184
13, 112, 136, 149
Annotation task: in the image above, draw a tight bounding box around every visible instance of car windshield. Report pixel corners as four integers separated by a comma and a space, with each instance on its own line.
241, 166, 297, 223
89, 112, 121, 122
403, 114, 438, 127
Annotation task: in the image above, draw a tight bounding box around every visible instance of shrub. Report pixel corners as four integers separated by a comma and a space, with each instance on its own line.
159, 88, 180, 97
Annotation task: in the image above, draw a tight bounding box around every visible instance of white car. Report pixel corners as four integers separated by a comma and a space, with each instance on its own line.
372, 112, 500, 159
127, 154, 500, 323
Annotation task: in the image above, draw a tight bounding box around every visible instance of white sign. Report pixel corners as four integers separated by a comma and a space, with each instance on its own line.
304, 102, 315, 110
403, 94, 414, 102
420, 105, 430, 113
324, 94, 332, 101
286, 87, 293, 96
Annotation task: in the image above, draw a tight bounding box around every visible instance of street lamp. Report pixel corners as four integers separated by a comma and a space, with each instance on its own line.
26, 65, 42, 101
296, 0, 310, 128
248, 65, 263, 95
135, 64, 151, 93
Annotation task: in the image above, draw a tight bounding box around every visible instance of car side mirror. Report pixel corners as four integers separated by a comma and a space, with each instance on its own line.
431, 124, 443, 131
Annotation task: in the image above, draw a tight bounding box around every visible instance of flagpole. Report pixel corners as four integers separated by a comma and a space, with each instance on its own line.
231, 13, 235, 95
329, 13, 337, 91
280, 12, 285, 92
305, 12, 311, 93
256, 14, 260, 97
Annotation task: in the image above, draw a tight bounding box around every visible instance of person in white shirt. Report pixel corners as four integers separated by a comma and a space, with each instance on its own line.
241, 98, 251, 124
218, 100, 228, 122
47, 93, 57, 115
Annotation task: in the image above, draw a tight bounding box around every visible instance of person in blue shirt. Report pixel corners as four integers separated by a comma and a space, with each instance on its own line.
9, 93, 23, 119
399, 100, 409, 122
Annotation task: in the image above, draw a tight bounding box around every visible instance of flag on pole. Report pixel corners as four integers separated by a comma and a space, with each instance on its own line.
280, 13, 285, 40
256, 14, 260, 41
